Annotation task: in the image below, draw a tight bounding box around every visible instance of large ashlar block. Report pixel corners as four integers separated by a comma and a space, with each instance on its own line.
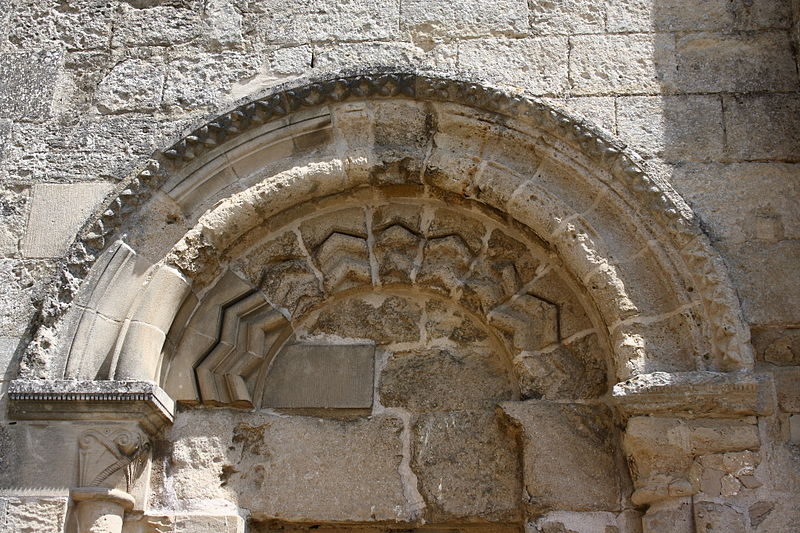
674, 31, 798, 93
401, 0, 527, 41
457, 37, 569, 96
4, 496, 68, 533
607, 0, 791, 32
22, 182, 113, 258
379, 346, 514, 411
165, 409, 410, 522
499, 401, 621, 513
261, 343, 375, 409
616, 95, 724, 162
411, 410, 522, 522
723, 94, 800, 161
569, 34, 677, 95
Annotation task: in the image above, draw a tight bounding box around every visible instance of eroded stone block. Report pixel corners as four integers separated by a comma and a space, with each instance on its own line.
412, 410, 522, 522
0, 50, 61, 121
379, 347, 513, 411
309, 295, 422, 344
500, 401, 621, 513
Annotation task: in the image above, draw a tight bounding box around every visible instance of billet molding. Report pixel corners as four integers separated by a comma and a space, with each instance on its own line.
8, 380, 174, 435
22, 69, 750, 378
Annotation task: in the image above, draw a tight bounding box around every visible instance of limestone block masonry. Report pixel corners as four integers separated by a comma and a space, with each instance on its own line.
0, 1, 798, 533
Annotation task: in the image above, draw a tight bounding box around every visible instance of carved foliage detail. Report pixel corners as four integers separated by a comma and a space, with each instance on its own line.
78, 428, 150, 491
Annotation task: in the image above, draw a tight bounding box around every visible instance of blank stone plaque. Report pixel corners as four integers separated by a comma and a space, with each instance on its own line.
261, 344, 375, 409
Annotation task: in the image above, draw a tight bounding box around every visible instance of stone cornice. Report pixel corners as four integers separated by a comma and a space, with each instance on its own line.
8, 380, 174, 435
612, 371, 774, 418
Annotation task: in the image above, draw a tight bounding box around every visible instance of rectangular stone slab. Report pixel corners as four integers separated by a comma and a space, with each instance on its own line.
261, 343, 375, 408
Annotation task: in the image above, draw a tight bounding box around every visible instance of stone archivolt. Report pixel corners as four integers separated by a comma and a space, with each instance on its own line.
6, 70, 771, 533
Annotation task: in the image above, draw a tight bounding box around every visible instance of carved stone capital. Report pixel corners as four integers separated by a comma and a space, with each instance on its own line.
8, 380, 174, 435
612, 371, 774, 419
78, 428, 150, 491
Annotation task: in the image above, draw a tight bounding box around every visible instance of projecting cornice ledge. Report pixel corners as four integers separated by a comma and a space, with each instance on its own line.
612, 371, 775, 419
7, 380, 175, 435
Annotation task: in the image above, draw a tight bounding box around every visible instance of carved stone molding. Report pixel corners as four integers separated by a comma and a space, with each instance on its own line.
612, 371, 775, 419
20, 69, 752, 383
8, 380, 174, 435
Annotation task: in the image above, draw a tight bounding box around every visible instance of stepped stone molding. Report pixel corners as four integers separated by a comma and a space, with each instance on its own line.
18, 69, 751, 382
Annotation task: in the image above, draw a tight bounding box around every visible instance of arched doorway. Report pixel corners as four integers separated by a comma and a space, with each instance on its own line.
6, 70, 764, 533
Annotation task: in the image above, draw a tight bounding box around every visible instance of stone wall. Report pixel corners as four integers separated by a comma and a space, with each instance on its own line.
0, 1, 798, 532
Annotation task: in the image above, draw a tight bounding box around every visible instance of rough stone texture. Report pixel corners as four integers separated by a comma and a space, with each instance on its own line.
724, 94, 800, 161
310, 295, 422, 344
401, 0, 528, 41
500, 401, 621, 513
458, 37, 568, 95
0, 50, 61, 121
411, 410, 522, 522
380, 347, 514, 411
4, 497, 68, 532
1, 0, 799, 531
0, 185, 29, 256
569, 34, 676, 95
164, 409, 411, 522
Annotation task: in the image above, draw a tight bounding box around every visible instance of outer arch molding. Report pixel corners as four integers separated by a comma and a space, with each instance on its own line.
19, 68, 752, 383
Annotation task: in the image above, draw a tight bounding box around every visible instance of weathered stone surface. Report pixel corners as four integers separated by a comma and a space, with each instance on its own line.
529, 0, 606, 34
607, 0, 792, 32
411, 410, 522, 522
570, 34, 676, 95
670, 163, 800, 246
309, 295, 422, 344
458, 37, 569, 95
0, 50, 61, 121
693, 501, 746, 533
0, 260, 54, 337
724, 94, 800, 161
516, 333, 607, 400
401, 0, 528, 41
530, 511, 621, 533
380, 347, 514, 411
313, 41, 457, 73
165, 409, 411, 522
5, 497, 68, 532
0, 336, 20, 379
2, 117, 163, 183
616, 96, 724, 161
722, 240, 800, 325
0, 185, 29, 256
641, 498, 692, 533
163, 52, 261, 112
500, 401, 621, 512
111, 4, 202, 48
242, 0, 400, 46
540, 96, 615, 135
674, 31, 799, 93
96, 59, 165, 114
21, 182, 112, 258
775, 367, 800, 412
7, 0, 114, 51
